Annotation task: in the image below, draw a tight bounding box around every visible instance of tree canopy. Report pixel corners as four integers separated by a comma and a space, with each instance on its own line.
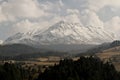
37, 56, 120, 80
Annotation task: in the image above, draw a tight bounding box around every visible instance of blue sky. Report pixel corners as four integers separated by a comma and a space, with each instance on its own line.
0, 0, 120, 40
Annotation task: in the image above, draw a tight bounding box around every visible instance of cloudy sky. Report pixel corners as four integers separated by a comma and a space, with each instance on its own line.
0, 0, 120, 41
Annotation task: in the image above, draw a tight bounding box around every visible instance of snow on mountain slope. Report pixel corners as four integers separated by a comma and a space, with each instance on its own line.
4, 20, 114, 46
0, 40, 3, 45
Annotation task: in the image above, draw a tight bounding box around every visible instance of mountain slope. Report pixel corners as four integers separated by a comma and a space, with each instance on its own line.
96, 45, 120, 71
0, 44, 40, 56
4, 21, 114, 46
95, 40, 120, 59
83, 40, 120, 54
0, 40, 3, 45
93, 40, 120, 71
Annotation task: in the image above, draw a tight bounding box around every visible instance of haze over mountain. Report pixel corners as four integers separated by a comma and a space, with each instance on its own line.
79, 40, 120, 55
0, 44, 40, 56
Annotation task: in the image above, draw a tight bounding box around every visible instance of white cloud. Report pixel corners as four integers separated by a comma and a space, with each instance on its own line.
59, 0, 64, 7
105, 0, 120, 8
105, 16, 120, 39
69, 0, 120, 12
41, 0, 64, 13
80, 9, 104, 28
62, 9, 82, 24
64, 13, 81, 24
67, 9, 80, 14
1, 0, 47, 21
87, 0, 120, 11
0, 0, 120, 40
0, 6, 6, 22
12, 19, 38, 33
11, 16, 62, 34
0, 0, 64, 22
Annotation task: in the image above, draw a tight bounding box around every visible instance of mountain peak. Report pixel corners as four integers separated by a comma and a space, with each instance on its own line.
4, 20, 114, 45
46, 20, 82, 31
0, 40, 3, 45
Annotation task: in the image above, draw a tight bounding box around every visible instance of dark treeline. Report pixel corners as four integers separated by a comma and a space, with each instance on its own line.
0, 51, 67, 61
0, 62, 40, 80
0, 63, 28, 80
0, 56, 120, 80
37, 56, 120, 80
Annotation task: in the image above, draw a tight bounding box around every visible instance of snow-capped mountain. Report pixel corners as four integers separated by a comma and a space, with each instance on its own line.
4, 21, 114, 46
0, 40, 3, 45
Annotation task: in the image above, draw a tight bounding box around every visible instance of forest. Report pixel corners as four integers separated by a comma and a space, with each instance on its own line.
0, 56, 120, 80
37, 56, 120, 80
